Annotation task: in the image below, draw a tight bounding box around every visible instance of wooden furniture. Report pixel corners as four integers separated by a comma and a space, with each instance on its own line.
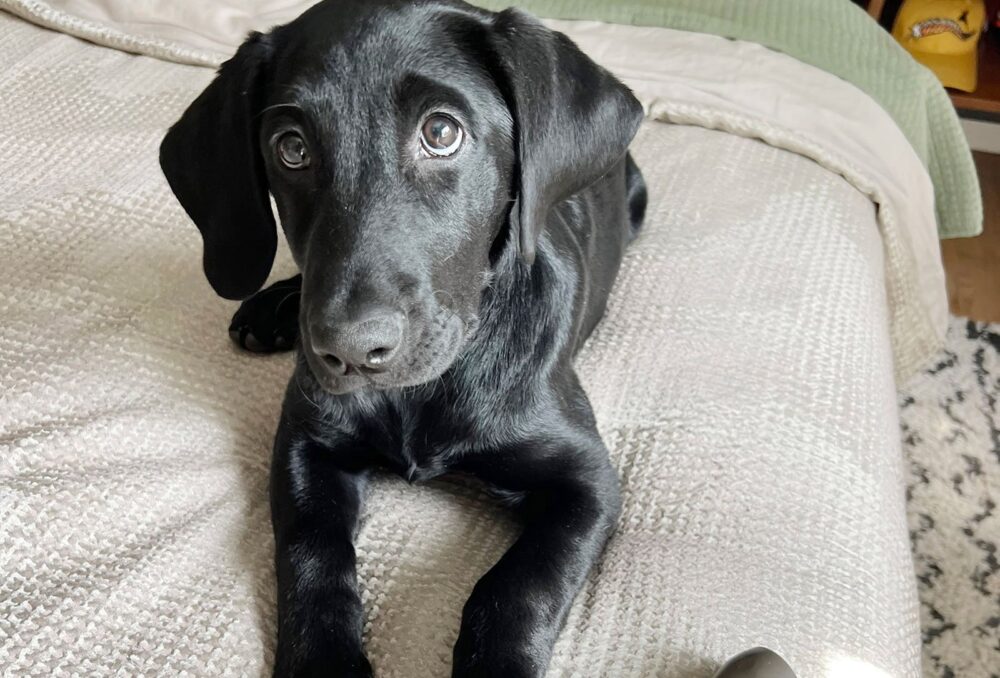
942, 152, 1000, 321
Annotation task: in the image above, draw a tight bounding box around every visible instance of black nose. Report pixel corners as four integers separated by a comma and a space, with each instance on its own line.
311, 308, 405, 373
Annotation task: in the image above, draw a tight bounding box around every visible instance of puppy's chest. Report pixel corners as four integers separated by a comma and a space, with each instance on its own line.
364, 397, 480, 483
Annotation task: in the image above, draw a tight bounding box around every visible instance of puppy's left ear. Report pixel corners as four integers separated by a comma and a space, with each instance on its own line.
489, 9, 643, 264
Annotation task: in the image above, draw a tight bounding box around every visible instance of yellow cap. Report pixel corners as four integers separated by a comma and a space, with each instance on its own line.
892, 0, 986, 92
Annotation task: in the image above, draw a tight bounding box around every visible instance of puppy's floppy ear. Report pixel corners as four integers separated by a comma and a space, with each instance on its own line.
159, 32, 276, 300
489, 9, 643, 265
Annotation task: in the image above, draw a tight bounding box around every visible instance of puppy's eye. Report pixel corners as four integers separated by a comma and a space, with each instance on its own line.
276, 132, 310, 169
420, 114, 463, 157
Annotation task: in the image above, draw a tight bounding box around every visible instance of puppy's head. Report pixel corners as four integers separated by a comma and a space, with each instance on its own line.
160, 0, 642, 394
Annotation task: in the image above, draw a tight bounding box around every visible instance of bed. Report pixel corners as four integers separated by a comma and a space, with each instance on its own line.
0, 1, 979, 676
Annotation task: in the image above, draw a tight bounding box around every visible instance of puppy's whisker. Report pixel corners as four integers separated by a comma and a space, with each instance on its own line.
294, 370, 322, 412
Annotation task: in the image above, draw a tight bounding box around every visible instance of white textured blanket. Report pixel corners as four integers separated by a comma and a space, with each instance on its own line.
0, 9, 929, 678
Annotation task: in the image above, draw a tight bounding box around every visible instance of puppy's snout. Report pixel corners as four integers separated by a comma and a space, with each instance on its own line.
311, 307, 405, 374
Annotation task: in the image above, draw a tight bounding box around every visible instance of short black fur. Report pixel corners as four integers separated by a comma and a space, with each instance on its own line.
159, 1, 646, 676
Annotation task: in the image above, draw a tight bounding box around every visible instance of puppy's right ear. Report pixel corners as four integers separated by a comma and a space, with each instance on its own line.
159, 32, 276, 301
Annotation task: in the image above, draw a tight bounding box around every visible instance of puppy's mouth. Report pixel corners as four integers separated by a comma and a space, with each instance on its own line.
303, 309, 468, 395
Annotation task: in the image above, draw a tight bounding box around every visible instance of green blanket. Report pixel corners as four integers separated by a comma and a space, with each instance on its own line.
473, 0, 982, 238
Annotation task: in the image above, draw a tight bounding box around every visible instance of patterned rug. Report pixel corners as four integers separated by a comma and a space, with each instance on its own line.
900, 317, 1000, 678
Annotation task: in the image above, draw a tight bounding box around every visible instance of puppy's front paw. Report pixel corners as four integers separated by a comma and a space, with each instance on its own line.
452, 583, 550, 678
452, 651, 542, 678
229, 276, 301, 353
453, 633, 544, 678
273, 649, 373, 678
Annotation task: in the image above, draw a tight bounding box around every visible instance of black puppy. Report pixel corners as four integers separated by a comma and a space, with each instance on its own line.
160, 0, 646, 675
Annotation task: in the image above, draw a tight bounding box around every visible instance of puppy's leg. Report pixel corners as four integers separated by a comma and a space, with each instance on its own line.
270, 414, 373, 678
452, 430, 621, 678
229, 274, 302, 353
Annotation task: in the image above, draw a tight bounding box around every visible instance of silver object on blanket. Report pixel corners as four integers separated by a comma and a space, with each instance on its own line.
712, 647, 797, 678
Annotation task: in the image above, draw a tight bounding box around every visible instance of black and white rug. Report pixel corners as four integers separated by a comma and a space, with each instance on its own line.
900, 317, 1000, 678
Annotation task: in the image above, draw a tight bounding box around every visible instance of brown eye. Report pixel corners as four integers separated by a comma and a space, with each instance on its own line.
277, 132, 310, 169
420, 114, 463, 157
